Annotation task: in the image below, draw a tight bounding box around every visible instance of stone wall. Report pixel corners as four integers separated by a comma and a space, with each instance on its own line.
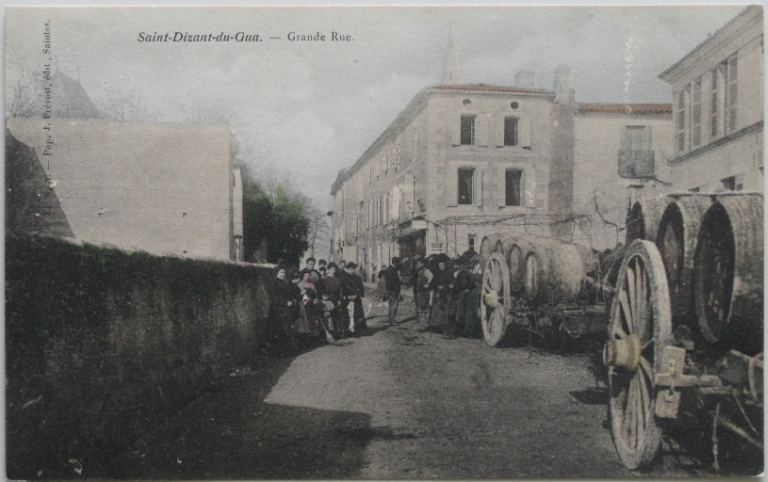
5, 233, 273, 479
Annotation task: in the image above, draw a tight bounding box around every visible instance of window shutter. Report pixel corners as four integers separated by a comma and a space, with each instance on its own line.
391, 186, 401, 220
451, 118, 461, 146
446, 166, 458, 207
474, 169, 484, 207
497, 167, 507, 207
524, 168, 536, 207
519, 117, 532, 147
494, 116, 505, 147
476, 115, 489, 147
619, 127, 630, 151
644, 126, 653, 152
405, 174, 416, 210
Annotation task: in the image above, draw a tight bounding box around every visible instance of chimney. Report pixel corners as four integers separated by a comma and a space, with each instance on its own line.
554, 64, 572, 105
515, 70, 541, 89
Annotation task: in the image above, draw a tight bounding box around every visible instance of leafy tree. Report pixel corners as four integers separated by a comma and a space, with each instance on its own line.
242, 175, 308, 266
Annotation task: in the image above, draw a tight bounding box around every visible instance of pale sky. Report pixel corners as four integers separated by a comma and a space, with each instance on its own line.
5, 5, 748, 210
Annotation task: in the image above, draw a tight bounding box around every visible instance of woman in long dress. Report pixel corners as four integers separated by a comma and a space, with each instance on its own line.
428, 257, 455, 331
296, 269, 322, 347
413, 256, 433, 332
452, 253, 482, 338
267, 266, 300, 355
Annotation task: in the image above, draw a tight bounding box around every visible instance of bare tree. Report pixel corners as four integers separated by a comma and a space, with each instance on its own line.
305, 206, 330, 257
6, 47, 43, 118
94, 85, 157, 122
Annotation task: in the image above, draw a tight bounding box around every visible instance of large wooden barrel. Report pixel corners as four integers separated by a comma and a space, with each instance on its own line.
693, 193, 763, 356
656, 195, 712, 324
519, 235, 598, 306
625, 196, 669, 246
479, 234, 503, 266
503, 235, 539, 295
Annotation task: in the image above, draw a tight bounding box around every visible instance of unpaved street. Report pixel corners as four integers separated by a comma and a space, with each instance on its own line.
114, 300, 706, 479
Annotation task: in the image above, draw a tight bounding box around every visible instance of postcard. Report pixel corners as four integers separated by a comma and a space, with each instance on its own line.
5, 5, 763, 479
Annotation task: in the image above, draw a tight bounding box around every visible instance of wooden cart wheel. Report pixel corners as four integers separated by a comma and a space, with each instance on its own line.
604, 240, 672, 470
481, 252, 511, 347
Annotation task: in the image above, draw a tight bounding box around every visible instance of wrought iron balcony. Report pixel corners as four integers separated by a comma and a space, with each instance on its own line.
618, 150, 655, 179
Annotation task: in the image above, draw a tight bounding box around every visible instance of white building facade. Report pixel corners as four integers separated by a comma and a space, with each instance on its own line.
659, 5, 763, 193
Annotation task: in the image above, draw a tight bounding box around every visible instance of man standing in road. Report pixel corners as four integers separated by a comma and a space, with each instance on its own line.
382, 257, 409, 327
412, 255, 433, 333
342, 262, 366, 334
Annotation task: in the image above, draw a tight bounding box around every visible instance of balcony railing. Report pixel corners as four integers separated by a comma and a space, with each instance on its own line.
618, 150, 655, 179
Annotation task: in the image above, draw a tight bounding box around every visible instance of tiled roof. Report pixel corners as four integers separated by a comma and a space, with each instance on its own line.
434, 83, 553, 95
578, 103, 672, 115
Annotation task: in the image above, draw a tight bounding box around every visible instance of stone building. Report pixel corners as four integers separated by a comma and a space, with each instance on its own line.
329, 79, 675, 278
330, 51, 676, 277
7, 119, 243, 261
562, 103, 674, 251
6, 71, 244, 261
659, 5, 764, 193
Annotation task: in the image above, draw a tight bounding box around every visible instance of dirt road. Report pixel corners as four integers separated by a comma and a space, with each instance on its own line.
112, 300, 713, 479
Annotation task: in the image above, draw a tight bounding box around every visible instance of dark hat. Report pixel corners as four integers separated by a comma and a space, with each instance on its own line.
318, 259, 328, 266
346, 262, 357, 269
391, 256, 401, 264
306, 256, 316, 263
430, 253, 451, 270
327, 262, 338, 270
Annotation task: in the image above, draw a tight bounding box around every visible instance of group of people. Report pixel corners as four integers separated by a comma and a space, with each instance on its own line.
378, 249, 483, 339
266, 257, 368, 356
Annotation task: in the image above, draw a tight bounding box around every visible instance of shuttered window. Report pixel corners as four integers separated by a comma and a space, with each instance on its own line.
710, 66, 720, 139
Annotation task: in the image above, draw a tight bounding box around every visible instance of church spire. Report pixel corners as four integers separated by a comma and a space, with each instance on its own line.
441, 29, 461, 85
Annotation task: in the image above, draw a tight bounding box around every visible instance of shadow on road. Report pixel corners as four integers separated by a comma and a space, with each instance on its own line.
108, 351, 377, 480
569, 387, 609, 405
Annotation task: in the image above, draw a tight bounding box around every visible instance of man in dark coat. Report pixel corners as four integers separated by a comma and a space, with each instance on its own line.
267, 265, 301, 355
342, 262, 366, 333
303, 256, 322, 284
382, 257, 409, 327
317, 263, 344, 338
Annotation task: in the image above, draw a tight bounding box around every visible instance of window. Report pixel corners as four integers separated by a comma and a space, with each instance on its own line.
619, 126, 653, 178
504, 117, 519, 146
468, 235, 476, 251
458, 168, 474, 204
505, 169, 522, 206
460, 115, 475, 145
